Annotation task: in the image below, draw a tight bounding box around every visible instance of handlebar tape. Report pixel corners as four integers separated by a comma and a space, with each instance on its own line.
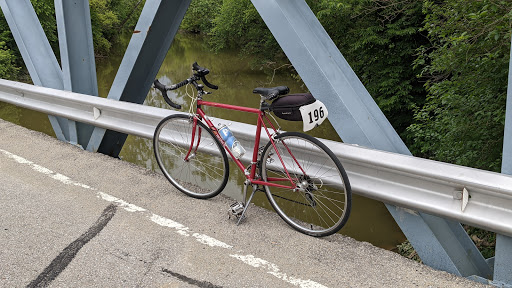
153, 79, 166, 91
201, 76, 218, 90
170, 78, 190, 90
153, 79, 182, 110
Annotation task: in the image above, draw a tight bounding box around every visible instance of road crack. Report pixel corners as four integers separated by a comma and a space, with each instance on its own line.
26, 204, 117, 288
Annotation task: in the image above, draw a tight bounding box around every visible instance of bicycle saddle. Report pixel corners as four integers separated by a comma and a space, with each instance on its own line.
253, 86, 290, 99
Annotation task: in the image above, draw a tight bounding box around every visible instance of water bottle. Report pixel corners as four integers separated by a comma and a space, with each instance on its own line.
218, 124, 246, 159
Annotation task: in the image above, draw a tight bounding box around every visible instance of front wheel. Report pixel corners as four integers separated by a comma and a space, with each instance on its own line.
153, 114, 229, 199
260, 132, 351, 237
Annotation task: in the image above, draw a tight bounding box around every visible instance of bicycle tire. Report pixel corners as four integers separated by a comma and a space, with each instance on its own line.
260, 132, 351, 237
153, 114, 229, 199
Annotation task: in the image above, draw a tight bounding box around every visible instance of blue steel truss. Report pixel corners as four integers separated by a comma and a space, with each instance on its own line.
87, 0, 191, 156
55, 0, 98, 148
1, 0, 511, 285
0, 0, 67, 141
495, 36, 512, 286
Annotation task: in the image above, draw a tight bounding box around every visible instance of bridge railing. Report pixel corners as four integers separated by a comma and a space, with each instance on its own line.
1, 79, 512, 238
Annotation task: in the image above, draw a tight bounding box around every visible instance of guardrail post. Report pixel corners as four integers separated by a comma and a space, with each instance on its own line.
251, 0, 492, 279
0, 0, 68, 141
54, 0, 98, 148
86, 0, 191, 156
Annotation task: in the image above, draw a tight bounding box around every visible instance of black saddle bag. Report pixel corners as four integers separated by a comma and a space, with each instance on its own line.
270, 93, 316, 121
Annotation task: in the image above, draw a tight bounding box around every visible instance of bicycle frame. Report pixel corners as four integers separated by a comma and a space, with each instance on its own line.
190, 99, 300, 190
154, 65, 351, 236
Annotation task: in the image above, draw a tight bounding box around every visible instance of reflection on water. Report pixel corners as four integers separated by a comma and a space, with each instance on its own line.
0, 102, 55, 138
0, 33, 404, 249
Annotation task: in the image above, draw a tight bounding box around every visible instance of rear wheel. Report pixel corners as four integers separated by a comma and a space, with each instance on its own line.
260, 132, 351, 237
153, 114, 229, 199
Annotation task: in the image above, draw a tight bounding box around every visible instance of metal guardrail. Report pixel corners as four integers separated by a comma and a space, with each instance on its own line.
2, 79, 512, 237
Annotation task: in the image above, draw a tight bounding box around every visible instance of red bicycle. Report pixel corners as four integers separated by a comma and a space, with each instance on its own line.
153, 62, 351, 237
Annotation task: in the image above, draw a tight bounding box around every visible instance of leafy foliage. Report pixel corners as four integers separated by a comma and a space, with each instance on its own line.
208, 0, 284, 66
315, 0, 428, 137
90, 0, 119, 54
408, 0, 512, 171
89, 0, 144, 55
396, 240, 422, 262
0, 41, 19, 80
465, 225, 496, 259
0, 0, 57, 80
0, 0, 145, 67
181, 0, 220, 33
0, 11, 19, 80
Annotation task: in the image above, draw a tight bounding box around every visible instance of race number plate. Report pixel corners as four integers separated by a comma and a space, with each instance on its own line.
299, 100, 328, 132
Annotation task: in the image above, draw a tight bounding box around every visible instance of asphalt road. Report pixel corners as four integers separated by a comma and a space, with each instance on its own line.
0, 119, 487, 287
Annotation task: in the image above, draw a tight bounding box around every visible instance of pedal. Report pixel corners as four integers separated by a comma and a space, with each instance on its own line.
228, 201, 245, 220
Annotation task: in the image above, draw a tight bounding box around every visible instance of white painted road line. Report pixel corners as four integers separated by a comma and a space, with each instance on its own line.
0, 148, 327, 288
230, 254, 328, 288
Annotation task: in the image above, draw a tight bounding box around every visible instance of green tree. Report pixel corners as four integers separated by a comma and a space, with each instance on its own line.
90, 0, 119, 54
0, 0, 57, 79
0, 11, 20, 80
181, 0, 221, 33
209, 0, 284, 66
89, 0, 144, 55
316, 0, 427, 138
409, 0, 512, 171
0, 41, 19, 80
0, 0, 145, 77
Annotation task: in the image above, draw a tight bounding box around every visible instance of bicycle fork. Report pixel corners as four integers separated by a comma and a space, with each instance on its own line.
184, 117, 202, 161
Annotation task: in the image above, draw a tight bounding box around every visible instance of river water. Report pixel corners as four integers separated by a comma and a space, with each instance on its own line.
0, 33, 405, 249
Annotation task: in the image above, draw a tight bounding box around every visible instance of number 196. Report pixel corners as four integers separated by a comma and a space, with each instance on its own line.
308, 107, 325, 124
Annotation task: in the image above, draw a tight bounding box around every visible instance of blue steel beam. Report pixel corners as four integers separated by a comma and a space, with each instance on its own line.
390, 210, 491, 278
502, 36, 512, 178
494, 235, 512, 285
251, 0, 492, 279
86, 0, 192, 156
54, 0, 99, 148
495, 36, 512, 285
0, 0, 68, 141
